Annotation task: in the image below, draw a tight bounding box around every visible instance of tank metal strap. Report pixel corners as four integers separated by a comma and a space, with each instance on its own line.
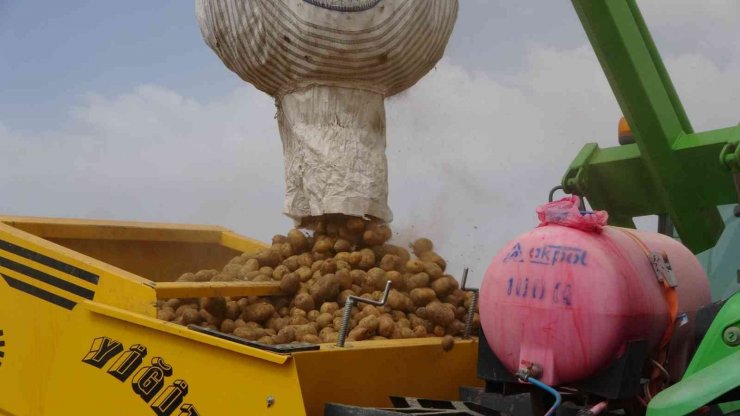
615, 228, 679, 350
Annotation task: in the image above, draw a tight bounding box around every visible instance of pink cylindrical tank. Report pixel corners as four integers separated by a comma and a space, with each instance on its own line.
480, 199, 711, 386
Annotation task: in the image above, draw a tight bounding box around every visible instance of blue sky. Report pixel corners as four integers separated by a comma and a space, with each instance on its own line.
0, 1, 738, 287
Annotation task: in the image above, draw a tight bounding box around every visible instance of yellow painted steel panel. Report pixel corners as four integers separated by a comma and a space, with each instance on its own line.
294, 339, 483, 415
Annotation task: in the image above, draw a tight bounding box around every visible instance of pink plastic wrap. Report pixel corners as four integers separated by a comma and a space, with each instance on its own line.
536, 196, 608, 233
480, 204, 710, 386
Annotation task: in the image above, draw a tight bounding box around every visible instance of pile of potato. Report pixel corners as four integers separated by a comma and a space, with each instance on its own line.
157, 215, 479, 345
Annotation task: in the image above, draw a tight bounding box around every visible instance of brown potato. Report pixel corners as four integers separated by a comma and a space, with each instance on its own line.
423, 262, 444, 279
242, 303, 275, 323
287, 229, 308, 252
182, 309, 201, 325
280, 273, 301, 295
426, 302, 455, 327
292, 293, 315, 312
410, 288, 437, 306
177, 272, 197, 282
358, 315, 379, 334
431, 276, 459, 298
309, 274, 340, 304
420, 251, 446, 271
385, 271, 404, 291
220, 319, 236, 334
348, 327, 369, 341
405, 272, 430, 290
380, 254, 402, 271
334, 238, 352, 253
441, 335, 455, 351
411, 238, 434, 257
365, 268, 387, 291
157, 308, 175, 321
203, 297, 227, 319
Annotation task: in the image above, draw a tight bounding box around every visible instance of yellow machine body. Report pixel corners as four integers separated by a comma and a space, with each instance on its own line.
0, 216, 480, 415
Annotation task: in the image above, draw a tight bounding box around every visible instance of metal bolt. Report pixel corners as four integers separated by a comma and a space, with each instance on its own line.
723, 327, 740, 346
266, 395, 275, 408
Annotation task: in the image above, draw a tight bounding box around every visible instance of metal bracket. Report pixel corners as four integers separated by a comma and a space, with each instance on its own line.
460, 268, 479, 340
650, 252, 678, 288
720, 142, 740, 173
336, 281, 391, 347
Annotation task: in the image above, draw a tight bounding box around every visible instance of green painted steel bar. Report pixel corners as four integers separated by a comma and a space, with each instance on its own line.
565, 0, 735, 253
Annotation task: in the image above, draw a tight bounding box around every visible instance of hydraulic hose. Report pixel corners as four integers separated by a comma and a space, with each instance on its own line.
524, 376, 562, 416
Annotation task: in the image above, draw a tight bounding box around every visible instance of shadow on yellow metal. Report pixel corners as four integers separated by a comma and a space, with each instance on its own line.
0, 216, 481, 415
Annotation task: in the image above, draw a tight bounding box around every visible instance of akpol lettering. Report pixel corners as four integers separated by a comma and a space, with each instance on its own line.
504, 242, 588, 267
82, 337, 199, 416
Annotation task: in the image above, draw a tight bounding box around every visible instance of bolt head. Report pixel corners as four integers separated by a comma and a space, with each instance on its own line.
723, 327, 740, 346
266, 395, 275, 407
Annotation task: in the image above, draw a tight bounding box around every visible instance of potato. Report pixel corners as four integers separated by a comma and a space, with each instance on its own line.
335, 269, 353, 290
405, 272, 430, 290
441, 335, 455, 351
220, 319, 236, 334
377, 315, 396, 338
307, 310, 320, 321
345, 217, 366, 233
295, 266, 313, 282
242, 303, 275, 323
365, 268, 387, 291
426, 302, 455, 327
293, 293, 315, 312
275, 326, 296, 343
234, 327, 266, 341
316, 312, 334, 329
413, 325, 428, 337
405, 259, 425, 274
279, 243, 293, 259
294, 324, 318, 340
175, 304, 197, 317
280, 273, 301, 294
203, 297, 227, 319
358, 315, 379, 334
423, 262, 443, 279
431, 276, 459, 298
272, 234, 288, 245
211, 273, 235, 282
445, 289, 466, 308
348, 327, 369, 341
309, 274, 340, 304
433, 325, 446, 337
258, 335, 275, 345
259, 266, 274, 277
380, 254, 402, 272
301, 334, 322, 344
362, 230, 385, 246
410, 288, 437, 306
411, 238, 433, 257
182, 309, 201, 325
385, 271, 404, 291
157, 308, 175, 321
256, 249, 281, 268
282, 256, 300, 272
320, 329, 339, 344
272, 265, 289, 280
358, 249, 376, 270
287, 229, 309, 252
420, 251, 446, 271
290, 315, 309, 325
177, 272, 196, 282
313, 237, 333, 253
222, 264, 242, 276
297, 252, 313, 268
387, 290, 414, 313
320, 259, 338, 275
241, 258, 260, 273
333, 238, 353, 253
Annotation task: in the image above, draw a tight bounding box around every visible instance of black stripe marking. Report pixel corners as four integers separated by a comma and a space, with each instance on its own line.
0, 351, 4, 358
0, 341, 4, 347
0, 239, 98, 285
2, 274, 76, 310
0, 256, 94, 299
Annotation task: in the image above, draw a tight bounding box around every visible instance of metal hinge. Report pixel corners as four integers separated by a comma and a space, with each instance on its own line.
650, 252, 678, 288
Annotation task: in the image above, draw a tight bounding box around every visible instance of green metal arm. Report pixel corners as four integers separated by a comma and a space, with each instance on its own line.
647, 292, 740, 415
565, 0, 740, 253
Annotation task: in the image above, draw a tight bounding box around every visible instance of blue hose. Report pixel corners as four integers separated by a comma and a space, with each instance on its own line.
525, 376, 561, 416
